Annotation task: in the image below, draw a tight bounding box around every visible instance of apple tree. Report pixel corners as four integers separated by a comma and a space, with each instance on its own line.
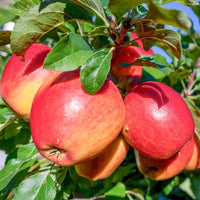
0, 0, 200, 199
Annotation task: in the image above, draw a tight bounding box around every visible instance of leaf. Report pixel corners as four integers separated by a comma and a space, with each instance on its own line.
0, 31, 11, 47
162, 0, 198, 6
11, 1, 95, 56
139, 54, 172, 74
146, 2, 192, 33
142, 66, 166, 81
119, 59, 160, 69
0, 7, 16, 26
185, 100, 200, 138
5, 143, 37, 164
190, 176, 200, 200
139, 29, 182, 59
0, 143, 37, 192
163, 69, 190, 86
108, 0, 150, 20
179, 178, 196, 199
89, 26, 111, 37
69, 0, 106, 24
11, 0, 41, 16
12, 171, 56, 200
43, 33, 93, 71
105, 182, 126, 198
192, 5, 200, 22
0, 159, 23, 191
80, 48, 113, 95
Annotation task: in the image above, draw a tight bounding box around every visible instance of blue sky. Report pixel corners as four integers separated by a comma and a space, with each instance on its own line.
152, 2, 200, 62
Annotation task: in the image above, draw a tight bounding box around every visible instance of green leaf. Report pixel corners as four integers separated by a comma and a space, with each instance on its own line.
139, 54, 172, 74
142, 66, 166, 81
190, 176, 200, 200
69, 0, 106, 24
162, 0, 198, 6
11, 1, 95, 56
6, 143, 37, 164
80, 48, 113, 95
105, 182, 126, 198
89, 26, 111, 37
0, 159, 23, 191
185, 100, 200, 138
192, 5, 200, 21
44, 33, 93, 71
179, 178, 196, 199
12, 171, 56, 200
108, 0, 150, 20
146, 2, 192, 33
0, 31, 11, 47
11, 0, 41, 16
0, 143, 37, 192
163, 69, 190, 86
140, 29, 182, 59
0, 7, 16, 26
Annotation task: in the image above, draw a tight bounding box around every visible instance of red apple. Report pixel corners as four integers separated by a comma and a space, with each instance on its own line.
185, 134, 200, 171
0, 44, 58, 121
110, 33, 153, 81
135, 137, 194, 181
30, 70, 125, 166
75, 134, 130, 180
123, 81, 195, 159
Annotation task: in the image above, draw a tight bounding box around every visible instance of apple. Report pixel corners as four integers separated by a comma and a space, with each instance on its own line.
0, 44, 58, 121
30, 70, 125, 166
75, 134, 130, 180
110, 33, 153, 81
123, 81, 195, 160
135, 137, 195, 181
185, 134, 200, 171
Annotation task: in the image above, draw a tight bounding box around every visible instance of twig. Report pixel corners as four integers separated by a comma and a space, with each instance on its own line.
70, 195, 105, 200
181, 57, 200, 97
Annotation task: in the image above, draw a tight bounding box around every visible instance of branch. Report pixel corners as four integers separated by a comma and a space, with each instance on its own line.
70, 195, 105, 200
181, 57, 200, 97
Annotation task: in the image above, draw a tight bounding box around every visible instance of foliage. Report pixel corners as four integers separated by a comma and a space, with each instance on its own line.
0, 0, 200, 199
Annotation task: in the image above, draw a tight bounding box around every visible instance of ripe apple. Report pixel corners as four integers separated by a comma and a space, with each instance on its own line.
30, 70, 125, 166
110, 33, 153, 81
135, 137, 194, 181
0, 44, 58, 121
123, 81, 195, 160
75, 134, 130, 180
185, 134, 200, 171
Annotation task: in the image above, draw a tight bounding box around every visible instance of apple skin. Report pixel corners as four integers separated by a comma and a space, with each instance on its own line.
30, 70, 125, 166
123, 81, 195, 160
135, 137, 194, 181
0, 44, 58, 121
110, 33, 153, 81
185, 134, 200, 171
75, 134, 130, 180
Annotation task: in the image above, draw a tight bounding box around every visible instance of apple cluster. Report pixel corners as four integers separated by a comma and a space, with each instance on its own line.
0, 41, 197, 181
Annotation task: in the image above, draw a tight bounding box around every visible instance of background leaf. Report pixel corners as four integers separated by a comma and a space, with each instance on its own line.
108, 0, 150, 20
10, 0, 41, 16
11, 1, 96, 56
105, 182, 126, 198
80, 48, 113, 95
0, 31, 11, 46
146, 3, 192, 33
162, 0, 198, 6
0, 7, 16, 27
